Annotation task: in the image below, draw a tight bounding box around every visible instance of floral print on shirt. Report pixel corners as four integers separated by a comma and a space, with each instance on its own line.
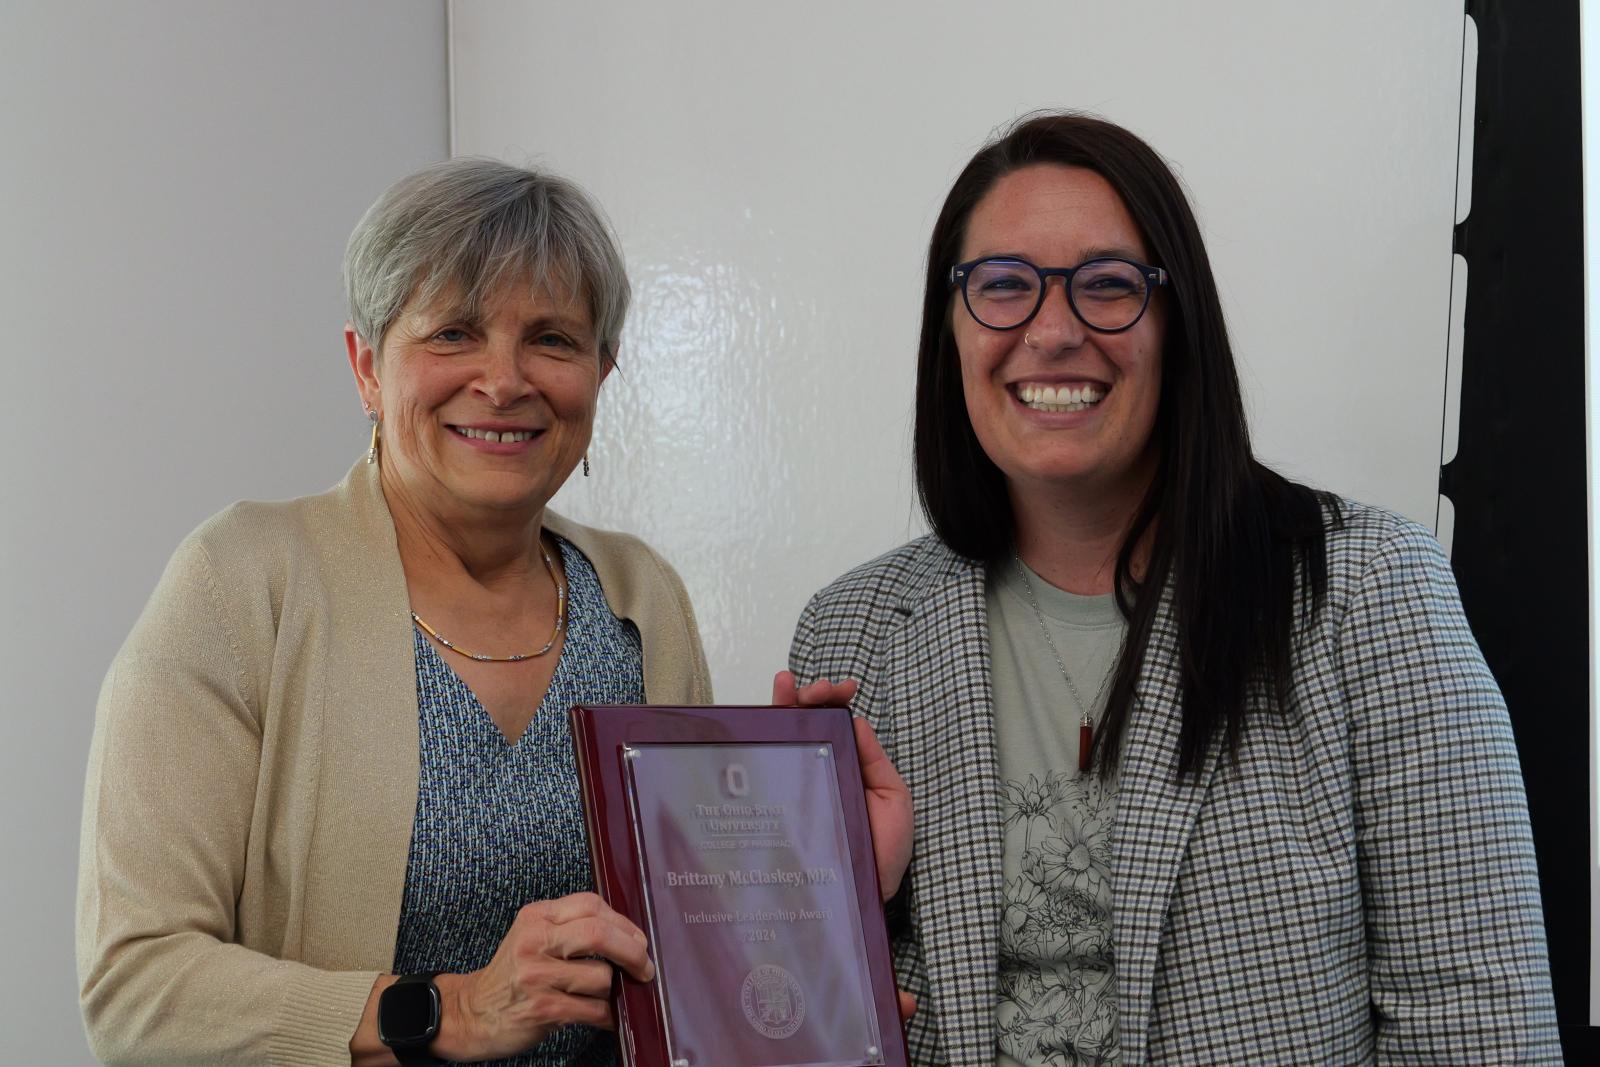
997, 769, 1119, 1067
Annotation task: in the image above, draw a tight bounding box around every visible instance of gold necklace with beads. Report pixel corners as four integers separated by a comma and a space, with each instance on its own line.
410, 540, 567, 662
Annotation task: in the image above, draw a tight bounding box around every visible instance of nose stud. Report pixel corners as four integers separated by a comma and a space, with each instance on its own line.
1024, 331, 1040, 349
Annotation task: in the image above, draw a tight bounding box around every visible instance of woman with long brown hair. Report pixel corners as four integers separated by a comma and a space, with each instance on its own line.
788, 113, 1558, 1064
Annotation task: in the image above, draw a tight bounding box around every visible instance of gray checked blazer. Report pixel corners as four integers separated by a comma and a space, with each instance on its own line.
789, 500, 1559, 1065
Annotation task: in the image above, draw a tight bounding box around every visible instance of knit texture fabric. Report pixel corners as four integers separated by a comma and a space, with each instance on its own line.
393, 538, 643, 1066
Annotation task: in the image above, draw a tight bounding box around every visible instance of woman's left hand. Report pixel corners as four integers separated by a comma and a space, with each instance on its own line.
772, 671, 914, 902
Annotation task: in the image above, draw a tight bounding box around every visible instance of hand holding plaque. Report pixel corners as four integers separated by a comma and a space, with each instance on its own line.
771, 673, 913, 903
569, 705, 910, 1067
429, 891, 656, 1060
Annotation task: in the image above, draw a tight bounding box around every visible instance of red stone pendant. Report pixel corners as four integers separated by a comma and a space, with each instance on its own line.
1079, 718, 1094, 773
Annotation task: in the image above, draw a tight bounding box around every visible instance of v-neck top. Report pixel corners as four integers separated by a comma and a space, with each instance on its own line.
391, 535, 645, 1066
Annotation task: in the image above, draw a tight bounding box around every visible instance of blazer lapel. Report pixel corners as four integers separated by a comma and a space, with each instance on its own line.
880, 555, 1004, 1067
1111, 585, 1224, 1064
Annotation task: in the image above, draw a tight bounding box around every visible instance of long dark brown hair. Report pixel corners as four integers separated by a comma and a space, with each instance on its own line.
915, 112, 1336, 779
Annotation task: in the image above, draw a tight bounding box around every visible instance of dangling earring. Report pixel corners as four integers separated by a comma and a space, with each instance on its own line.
582, 453, 591, 478
366, 407, 380, 464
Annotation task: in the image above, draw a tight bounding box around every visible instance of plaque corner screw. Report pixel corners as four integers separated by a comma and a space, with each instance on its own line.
867, 1046, 881, 1060
816, 746, 829, 758
623, 746, 640, 761
672, 1060, 689, 1067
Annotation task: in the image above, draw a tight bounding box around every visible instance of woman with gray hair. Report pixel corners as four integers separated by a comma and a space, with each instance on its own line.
76, 158, 780, 1066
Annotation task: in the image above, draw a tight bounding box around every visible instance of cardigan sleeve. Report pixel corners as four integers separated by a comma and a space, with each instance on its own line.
639, 538, 713, 704
1337, 522, 1560, 1063
677, 568, 713, 705
77, 536, 378, 1067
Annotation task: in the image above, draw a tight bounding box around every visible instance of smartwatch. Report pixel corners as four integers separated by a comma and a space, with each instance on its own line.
377, 971, 442, 1066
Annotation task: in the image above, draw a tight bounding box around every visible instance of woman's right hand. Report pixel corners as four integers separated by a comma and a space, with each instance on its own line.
434, 892, 654, 1061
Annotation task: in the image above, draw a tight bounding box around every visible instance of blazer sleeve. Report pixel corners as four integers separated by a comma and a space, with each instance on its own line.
1338, 523, 1560, 1063
786, 594, 820, 685
77, 536, 378, 1067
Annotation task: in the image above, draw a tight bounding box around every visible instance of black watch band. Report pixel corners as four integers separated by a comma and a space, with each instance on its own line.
394, 1043, 441, 1067
377, 971, 443, 1067
394, 1043, 442, 1067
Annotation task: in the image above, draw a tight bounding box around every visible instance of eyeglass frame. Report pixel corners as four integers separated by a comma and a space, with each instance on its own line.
948, 255, 1169, 335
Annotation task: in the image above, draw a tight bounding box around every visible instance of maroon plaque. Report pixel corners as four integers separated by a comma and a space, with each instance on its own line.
569, 704, 908, 1067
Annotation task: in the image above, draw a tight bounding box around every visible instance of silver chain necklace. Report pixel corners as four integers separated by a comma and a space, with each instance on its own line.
1013, 553, 1116, 773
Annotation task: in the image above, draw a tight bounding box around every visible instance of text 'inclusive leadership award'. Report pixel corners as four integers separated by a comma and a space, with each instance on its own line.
568, 704, 908, 1067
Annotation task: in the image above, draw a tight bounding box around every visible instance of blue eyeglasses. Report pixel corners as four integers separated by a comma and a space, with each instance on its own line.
949, 255, 1168, 333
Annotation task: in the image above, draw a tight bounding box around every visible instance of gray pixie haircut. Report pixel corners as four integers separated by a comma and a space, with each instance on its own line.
343, 157, 630, 365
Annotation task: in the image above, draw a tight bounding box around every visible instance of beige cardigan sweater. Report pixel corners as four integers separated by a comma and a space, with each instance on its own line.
77, 461, 713, 1067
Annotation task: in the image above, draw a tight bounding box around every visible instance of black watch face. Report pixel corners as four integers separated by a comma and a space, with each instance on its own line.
379, 980, 440, 1045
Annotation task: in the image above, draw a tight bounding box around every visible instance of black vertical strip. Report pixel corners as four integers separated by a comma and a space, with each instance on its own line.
1443, 0, 1593, 1055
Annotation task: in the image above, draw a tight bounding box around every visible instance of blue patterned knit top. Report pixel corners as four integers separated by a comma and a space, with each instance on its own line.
392, 535, 644, 1066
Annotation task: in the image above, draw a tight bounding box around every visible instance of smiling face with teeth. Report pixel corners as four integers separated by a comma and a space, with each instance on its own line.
952, 163, 1164, 509
348, 274, 608, 527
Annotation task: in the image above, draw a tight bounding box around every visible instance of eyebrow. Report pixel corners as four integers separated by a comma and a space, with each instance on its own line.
408, 304, 591, 334
968, 245, 1149, 264
404, 301, 477, 328
524, 314, 594, 338
1078, 244, 1148, 262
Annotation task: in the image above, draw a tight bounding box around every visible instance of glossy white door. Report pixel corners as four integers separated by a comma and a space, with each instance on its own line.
451, 0, 1466, 700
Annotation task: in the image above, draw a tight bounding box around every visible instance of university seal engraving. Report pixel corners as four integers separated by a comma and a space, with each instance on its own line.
740, 963, 806, 1039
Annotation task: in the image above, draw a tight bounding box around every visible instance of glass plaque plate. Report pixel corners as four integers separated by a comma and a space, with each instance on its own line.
569, 705, 908, 1067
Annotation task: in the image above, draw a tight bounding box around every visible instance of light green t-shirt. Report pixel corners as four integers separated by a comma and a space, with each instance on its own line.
987, 557, 1126, 1067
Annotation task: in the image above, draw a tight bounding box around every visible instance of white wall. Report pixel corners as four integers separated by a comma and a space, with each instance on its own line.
450, 0, 1469, 703
0, 2, 448, 1060
1582, 0, 1600, 1028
